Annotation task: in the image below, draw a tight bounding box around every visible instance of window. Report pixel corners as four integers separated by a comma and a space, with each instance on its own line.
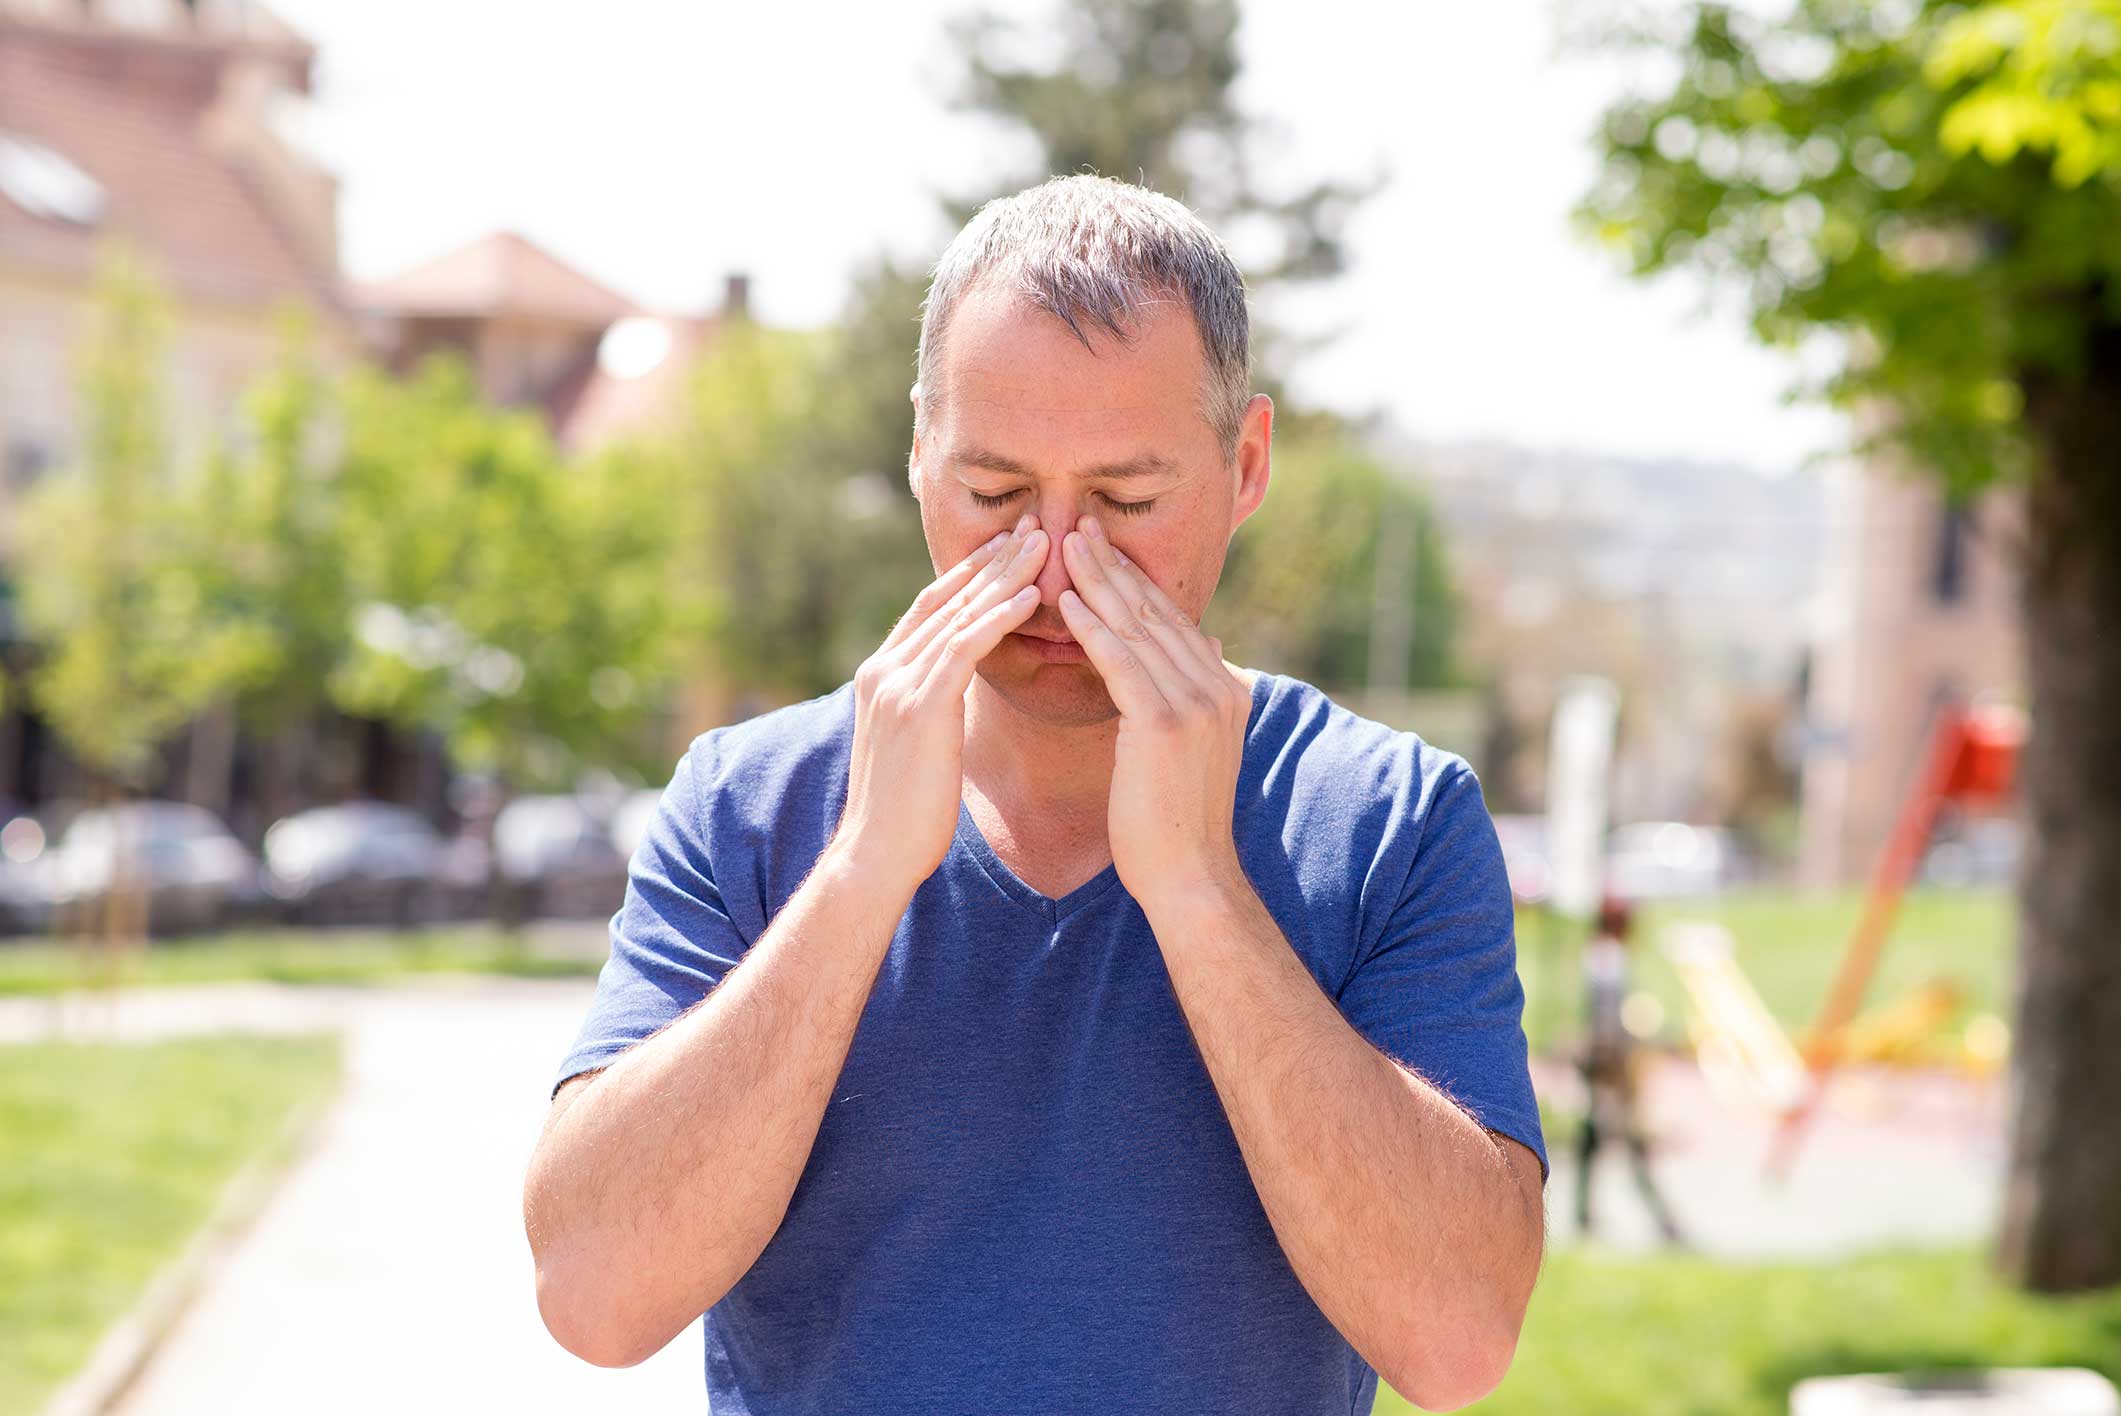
1932, 501, 1972, 606
5, 437, 53, 493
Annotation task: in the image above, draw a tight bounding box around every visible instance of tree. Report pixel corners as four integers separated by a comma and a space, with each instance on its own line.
330, 354, 672, 792
16, 247, 210, 792
1210, 433, 1458, 689
946, 0, 1374, 286
168, 308, 354, 827
1576, 0, 2121, 1290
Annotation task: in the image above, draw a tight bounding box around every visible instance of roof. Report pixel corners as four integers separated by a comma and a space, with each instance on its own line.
0, 11, 338, 311
547, 312, 724, 451
355, 232, 637, 328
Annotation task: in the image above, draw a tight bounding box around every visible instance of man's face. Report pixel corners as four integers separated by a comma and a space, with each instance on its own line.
909, 279, 1271, 726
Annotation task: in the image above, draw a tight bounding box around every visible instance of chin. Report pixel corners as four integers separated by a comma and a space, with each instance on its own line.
974, 658, 1119, 727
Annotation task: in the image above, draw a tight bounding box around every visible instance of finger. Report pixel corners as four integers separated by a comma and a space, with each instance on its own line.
1059, 527, 1191, 696
1056, 587, 1172, 719
909, 527, 1049, 674
1084, 518, 1222, 679
924, 583, 1043, 696
901, 520, 1041, 663
884, 523, 1016, 653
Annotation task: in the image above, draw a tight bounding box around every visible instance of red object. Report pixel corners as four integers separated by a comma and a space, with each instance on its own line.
1765, 698, 2024, 1178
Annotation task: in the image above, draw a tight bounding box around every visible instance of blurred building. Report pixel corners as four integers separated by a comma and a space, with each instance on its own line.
1796, 465, 2025, 888
1402, 433, 1825, 830
0, 0, 743, 834
351, 231, 747, 453
0, 0, 359, 808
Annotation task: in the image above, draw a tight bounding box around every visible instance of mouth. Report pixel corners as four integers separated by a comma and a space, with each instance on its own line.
1009, 627, 1087, 662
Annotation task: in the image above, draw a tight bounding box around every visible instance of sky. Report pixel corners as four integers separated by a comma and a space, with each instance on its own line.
269, 0, 1848, 475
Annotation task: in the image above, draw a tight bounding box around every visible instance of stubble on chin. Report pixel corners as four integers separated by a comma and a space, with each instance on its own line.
972, 657, 1119, 730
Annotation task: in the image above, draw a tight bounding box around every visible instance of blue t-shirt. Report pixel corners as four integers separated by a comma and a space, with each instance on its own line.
553, 669, 1546, 1415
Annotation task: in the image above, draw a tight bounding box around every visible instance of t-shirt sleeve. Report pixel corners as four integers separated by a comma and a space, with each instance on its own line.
1336, 757, 1548, 1181
548, 739, 750, 1099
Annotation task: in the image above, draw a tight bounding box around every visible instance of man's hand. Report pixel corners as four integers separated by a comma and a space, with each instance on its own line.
1055, 513, 1251, 910
835, 513, 1050, 898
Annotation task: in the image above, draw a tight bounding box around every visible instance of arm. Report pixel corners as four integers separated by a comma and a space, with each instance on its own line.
523, 516, 1053, 1367
525, 842, 911, 1368
1142, 879, 1544, 1411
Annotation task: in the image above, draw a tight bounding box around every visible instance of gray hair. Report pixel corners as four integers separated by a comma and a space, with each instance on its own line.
914, 174, 1252, 463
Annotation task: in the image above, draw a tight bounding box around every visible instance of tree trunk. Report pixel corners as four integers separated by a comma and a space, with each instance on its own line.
1995, 323, 2121, 1292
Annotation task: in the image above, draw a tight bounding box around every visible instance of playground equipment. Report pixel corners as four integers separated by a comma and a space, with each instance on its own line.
1658, 698, 2024, 1175
1766, 698, 2024, 1174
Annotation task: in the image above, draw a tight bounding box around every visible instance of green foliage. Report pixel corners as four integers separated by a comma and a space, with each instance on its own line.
1515, 885, 2014, 1058
1214, 432, 1459, 688
1373, 1245, 2121, 1414
945, 0, 1378, 288
0, 928, 602, 995
0, 1033, 340, 1412
331, 354, 674, 787
166, 307, 352, 741
629, 318, 931, 701
15, 246, 217, 785
1576, 0, 2121, 497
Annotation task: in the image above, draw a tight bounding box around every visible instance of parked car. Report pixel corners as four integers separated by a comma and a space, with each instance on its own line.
0, 801, 53, 935
43, 800, 270, 935
262, 801, 486, 926
1604, 821, 1739, 901
494, 794, 628, 920
1489, 813, 1554, 907
607, 787, 664, 865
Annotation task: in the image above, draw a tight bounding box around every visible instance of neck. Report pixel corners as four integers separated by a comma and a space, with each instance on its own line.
961, 676, 1120, 819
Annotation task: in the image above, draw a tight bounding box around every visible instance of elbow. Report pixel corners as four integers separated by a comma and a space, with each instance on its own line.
534, 1252, 634, 1368
534, 1251, 669, 1369
1383, 1302, 1527, 1412
1387, 1341, 1518, 1413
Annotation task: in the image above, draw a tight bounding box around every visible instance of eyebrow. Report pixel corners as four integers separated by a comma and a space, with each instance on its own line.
951, 447, 1180, 482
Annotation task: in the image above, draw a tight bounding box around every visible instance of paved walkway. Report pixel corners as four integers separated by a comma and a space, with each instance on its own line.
1536, 1051, 2008, 1259
15, 978, 708, 1415
5, 977, 2010, 1413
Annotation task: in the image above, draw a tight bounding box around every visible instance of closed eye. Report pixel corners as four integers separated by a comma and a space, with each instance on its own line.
970, 490, 1156, 516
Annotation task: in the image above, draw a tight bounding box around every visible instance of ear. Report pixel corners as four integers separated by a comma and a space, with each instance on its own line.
907, 382, 923, 498
1228, 394, 1273, 535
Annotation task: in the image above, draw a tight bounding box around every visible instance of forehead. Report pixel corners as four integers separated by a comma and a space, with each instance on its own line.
931, 279, 1211, 456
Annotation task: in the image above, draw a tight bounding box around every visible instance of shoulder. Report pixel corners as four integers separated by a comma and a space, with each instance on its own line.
1238, 672, 1497, 943
1243, 670, 1479, 839
678, 683, 858, 839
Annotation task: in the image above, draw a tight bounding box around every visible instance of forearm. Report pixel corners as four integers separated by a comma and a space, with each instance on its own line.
1143, 879, 1543, 1410
525, 841, 910, 1366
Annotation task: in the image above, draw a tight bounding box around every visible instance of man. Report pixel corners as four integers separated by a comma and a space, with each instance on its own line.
524, 174, 1547, 1414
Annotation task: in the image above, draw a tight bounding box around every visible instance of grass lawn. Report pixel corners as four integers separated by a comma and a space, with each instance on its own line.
1515, 886, 2014, 1058
1376, 1245, 2121, 1414
0, 927, 603, 997
0, 1033, 343, 1413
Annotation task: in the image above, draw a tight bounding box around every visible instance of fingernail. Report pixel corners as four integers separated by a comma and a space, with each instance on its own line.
1085, 515, 1105, 541
1015, 513, 1035, 535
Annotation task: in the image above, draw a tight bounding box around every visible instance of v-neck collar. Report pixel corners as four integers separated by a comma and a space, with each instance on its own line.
950, 669, 1279, 926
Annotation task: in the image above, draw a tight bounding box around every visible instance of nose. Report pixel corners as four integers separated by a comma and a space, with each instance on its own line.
1030, 493, 1080, 611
